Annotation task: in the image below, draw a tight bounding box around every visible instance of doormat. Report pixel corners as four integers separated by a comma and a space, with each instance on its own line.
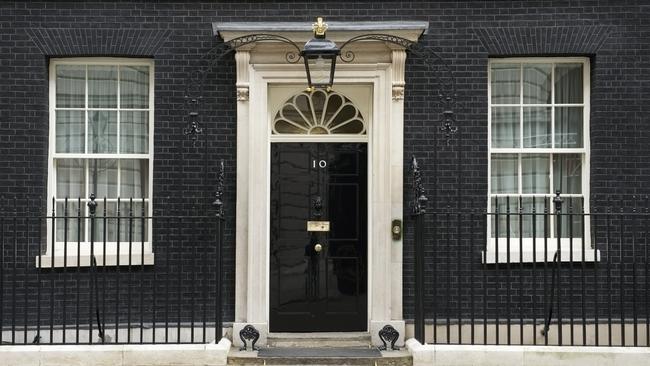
258, 347, 382, 358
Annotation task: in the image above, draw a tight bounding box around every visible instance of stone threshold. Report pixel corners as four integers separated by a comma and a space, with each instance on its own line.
228, 347, 411, 366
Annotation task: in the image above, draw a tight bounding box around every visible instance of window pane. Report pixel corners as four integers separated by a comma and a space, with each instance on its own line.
88, 159, 118, 198
555, 107, 583, 148
521, 197, 549, 238
56, 159, 85, 198
120, 111, 148, 153
491, 64, 520, 104
88, 110, 117, 153
523, 107, 551, 148
491, 154, 518, 194
88, 65, 117, 108
522, 154, 549, 194
491, 197, 519, 238
555, 63, 583, 104
56, 110, 85, 153
491, 107, 520, 148
120, 66, 149, 109
56, 65, 85, 108
553, 154, 582, 194
523, 64, 551, 104
56, 200, 84, 242
119, 201, 148, 242
121, 160, 148, 198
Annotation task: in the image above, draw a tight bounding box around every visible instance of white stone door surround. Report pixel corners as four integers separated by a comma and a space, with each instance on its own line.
213, 21, 428, 347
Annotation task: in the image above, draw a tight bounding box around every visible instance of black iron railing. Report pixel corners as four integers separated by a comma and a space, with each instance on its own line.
410, 157, 650, 347
0, 193, 225, 345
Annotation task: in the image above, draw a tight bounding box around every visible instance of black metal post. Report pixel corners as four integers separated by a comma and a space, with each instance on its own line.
411, 156, 427, 344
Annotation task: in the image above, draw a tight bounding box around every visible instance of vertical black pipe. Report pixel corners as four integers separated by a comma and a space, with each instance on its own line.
115, 198, 121, 343
543, 198, 549, 345
23, 198, 29, 344
202, 215, 208, 344
415, 211, 425, 344
411, 156, 426, 345
49, 197, 55, 344
581, 201, 586, 346
619, 206, 625, 346
506, 196, 511, 345
606, 202, 612, 346
140, 198, 145, 344
177, 220, 182, 344
632, 200, 638, 346
127, 198, 133, 343
12, 197, 16, 345
75, 197, 81, 344
152, 215, 157, 344
62, 198, 68, 343
432, 211, 437, 344
215, 213, 222, 341
554, 192, 562, 345
495, 197, 500, 345
532, 196, 537, 345
518, 196, 523, 345
645, 196, 649, 347
165, 228, 170, 343
457, 210, 462, 344
483, 211, 487, 345
36, 196, 42, 344
569, 199, 574, 346
446, 205, 450, 344
102, 197, 107, 344
88, 194, 96, 344
593, 206, 599, 346
191, 231, 197, 343
470, 211, 475, 345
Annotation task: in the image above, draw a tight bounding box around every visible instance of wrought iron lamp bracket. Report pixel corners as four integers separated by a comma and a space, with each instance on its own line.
339, 33, 458, 145
184, 30, 458, 145
183, 34, 303, 145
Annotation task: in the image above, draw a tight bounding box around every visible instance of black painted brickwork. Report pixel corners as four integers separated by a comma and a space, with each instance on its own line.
1, 1, 649, 327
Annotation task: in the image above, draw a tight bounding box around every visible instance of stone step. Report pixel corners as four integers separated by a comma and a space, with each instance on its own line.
227, 347, 412, 366
266, 332, 372, 348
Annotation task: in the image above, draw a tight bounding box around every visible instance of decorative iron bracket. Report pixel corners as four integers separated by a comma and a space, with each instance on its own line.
339, 34, 458, 145
410, 156, 428, 216
378, 324, 400, 351
239, 324, 260, 351
183, 34, 302, 145
184, 31, 458, 145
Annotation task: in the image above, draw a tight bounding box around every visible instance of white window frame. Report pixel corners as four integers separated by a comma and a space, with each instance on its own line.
39, 58, 155, 268
485, 57, 599, 263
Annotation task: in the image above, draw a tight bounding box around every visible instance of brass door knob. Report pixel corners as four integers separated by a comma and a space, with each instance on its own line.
314, 243, 323, 252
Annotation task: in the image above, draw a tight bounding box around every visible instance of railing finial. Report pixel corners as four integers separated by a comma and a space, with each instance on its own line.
213, 160, 225, 218
411, 155, 428, 215
87, 193, 97, 216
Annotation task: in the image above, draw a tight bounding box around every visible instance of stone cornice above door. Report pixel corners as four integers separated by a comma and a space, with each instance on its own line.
213, 20, 429, 43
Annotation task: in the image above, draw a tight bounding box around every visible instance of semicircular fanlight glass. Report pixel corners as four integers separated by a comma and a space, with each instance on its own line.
272, 90, 366, 135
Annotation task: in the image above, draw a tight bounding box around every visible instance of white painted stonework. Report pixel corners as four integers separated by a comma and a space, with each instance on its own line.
406, 339, 650, 366
214, 21, 428, 346
0, 338, 231, 366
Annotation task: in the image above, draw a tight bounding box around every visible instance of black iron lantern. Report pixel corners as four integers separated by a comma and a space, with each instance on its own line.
301, 17, 340, 92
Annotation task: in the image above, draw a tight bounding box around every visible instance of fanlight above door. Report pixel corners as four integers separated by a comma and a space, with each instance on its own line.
272, 90, 366, 135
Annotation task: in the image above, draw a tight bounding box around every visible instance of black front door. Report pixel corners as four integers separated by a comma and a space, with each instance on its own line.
270, 143, 367, 332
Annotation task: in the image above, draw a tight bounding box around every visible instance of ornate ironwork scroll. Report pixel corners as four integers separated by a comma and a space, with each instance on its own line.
184, 34, 302, 145
410, 156, 428, 216
239, 324, 260, 351
378, 324, 400, 351
339, 33, 458, 145
213, 159, 225, 218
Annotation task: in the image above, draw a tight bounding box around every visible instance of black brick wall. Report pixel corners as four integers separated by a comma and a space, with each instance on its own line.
1, 0, 649, 329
